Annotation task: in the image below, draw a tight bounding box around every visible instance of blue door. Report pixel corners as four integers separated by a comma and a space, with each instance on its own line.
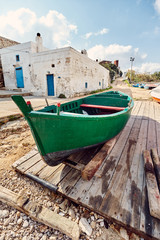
16, 67, 24, 88
47, 74, 54, 96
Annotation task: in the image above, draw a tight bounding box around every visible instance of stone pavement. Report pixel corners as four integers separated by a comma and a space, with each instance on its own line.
0, 95, 69, 119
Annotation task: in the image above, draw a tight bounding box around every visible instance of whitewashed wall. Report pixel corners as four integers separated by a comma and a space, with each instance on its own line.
69, 48, 109, 97
1, 43, 110, 97
0, 42, 33, 91
31, 47, 110, 97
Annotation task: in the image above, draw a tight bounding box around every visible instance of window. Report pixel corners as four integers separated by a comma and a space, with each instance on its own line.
85, 82, 88, 88
16, 55, 20, 62
99, 82, 101, 86
51, 64, 55, 67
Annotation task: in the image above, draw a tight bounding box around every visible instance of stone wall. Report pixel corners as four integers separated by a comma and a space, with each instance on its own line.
0, 36, 19, 49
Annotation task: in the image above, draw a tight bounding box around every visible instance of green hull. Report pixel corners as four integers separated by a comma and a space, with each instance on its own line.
12, 91, 134, 166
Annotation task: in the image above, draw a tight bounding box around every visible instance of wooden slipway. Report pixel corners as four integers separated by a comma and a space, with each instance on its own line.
13, 101, 160, 240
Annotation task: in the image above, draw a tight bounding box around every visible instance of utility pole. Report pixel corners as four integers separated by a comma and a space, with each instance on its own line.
130, 57, 135, 83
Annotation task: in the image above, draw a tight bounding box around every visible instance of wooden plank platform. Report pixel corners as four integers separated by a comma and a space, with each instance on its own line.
12, 101, 160, 240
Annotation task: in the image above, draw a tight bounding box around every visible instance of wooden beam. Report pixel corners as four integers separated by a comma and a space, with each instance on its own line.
81, 137, 117, 180
151, 148, 160, 189
80, 104, 125, 111
143, 150, 160, 220
0, 185, 80, 240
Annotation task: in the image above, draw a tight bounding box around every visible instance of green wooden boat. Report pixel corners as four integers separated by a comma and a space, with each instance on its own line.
12, 91, 134, 166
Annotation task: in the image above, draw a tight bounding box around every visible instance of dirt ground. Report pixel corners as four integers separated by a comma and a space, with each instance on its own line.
0, 119, 35, 170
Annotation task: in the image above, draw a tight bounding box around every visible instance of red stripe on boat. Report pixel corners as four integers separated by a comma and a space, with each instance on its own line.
80, 104, 125, 111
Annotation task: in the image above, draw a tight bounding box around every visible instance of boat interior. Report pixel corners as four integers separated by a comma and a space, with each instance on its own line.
38, 91, 131, 115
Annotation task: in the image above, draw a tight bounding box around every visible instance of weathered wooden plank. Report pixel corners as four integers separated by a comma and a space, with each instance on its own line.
140, 101, 160, 239
12, 148, 38, 169
142, 101, 150, 120
58, 169, 81, 195
147, 102, 156, 150
15, 154, 42, 173
151, 148, 160, 189
71, 115, 135, 207
116, 119, 148, 229
52, 147, 101, 188
98, 100, 146, 216
143, 150, 160, 220
0, 185, 80, 240
131, 101, 142, 116
140, 174, 153, 237
99, 117, 143, 218
154, 102, 160, 156
25, 159, 47, 175
63, 159, 85, 171
38, 164, 62, 180
46, 165, 72, 186
57, 147, 99, 196
81, 136, 117, 180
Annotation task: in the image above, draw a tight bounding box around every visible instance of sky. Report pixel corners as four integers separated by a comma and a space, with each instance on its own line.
0, 0, 160, 73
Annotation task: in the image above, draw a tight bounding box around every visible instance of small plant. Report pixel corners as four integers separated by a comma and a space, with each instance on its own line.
58, 94, 66, 98
90, 86, 112, 95
123, 79, 131, 87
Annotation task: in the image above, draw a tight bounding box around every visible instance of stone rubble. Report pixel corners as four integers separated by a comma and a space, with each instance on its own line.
0, 119, 142, 240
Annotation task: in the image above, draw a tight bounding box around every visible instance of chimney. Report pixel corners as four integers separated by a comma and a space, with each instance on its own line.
114, 60, 119, 67
35, 33, 43, 53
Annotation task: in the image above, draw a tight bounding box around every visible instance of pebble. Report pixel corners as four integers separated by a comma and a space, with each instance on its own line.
54, 205, 59, 214
22, 236, 27, 240
23, 220, 29, 228
4, 218, 10, 226
79, 217, 92, 236
91, 221, 96, 229
0, 234, 5, 240
68, 208, 76, 219
58, 211, 65, 216
59, 199, 69, 211
49, 236, 57, 240
0, 210, 9, 218
100, 220, 104, 227
41, 234, 47, 240
120, 227, 129, 240
90, 215, 94, 221
17, 217, 23, 225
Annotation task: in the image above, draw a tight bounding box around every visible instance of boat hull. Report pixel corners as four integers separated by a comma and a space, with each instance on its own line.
152, 96, 160, 103
12, 91, 134, 166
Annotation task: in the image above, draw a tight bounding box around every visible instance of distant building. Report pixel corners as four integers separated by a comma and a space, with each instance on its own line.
114, 60, 119, 67
0, 34, 110, 97
0, 36, 20, 88
99, 60, 112, 65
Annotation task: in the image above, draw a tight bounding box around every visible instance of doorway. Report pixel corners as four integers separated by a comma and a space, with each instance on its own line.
16, 67, 24, 88
47, 74, 54, 96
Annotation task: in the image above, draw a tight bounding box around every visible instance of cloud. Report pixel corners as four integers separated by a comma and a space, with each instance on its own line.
136, 62, 160, 73
0, 8, 77, 48
154, 0, 160, 14
141, 53, 147, 59
0, 8, 36, 37
39, 10, 77, 47
134, 48, 139, 54
87, 44, 132, 60
87, 44, 149, 73
84, 28, 109, 39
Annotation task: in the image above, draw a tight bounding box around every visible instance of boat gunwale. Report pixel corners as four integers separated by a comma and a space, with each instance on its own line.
28, 105, 133, 119
30, 91, 134, 119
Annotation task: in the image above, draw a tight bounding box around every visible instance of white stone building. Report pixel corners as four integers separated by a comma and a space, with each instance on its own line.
0, 34, 110, 98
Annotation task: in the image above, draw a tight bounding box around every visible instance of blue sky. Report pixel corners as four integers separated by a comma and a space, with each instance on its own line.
1, 0, 160, 73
